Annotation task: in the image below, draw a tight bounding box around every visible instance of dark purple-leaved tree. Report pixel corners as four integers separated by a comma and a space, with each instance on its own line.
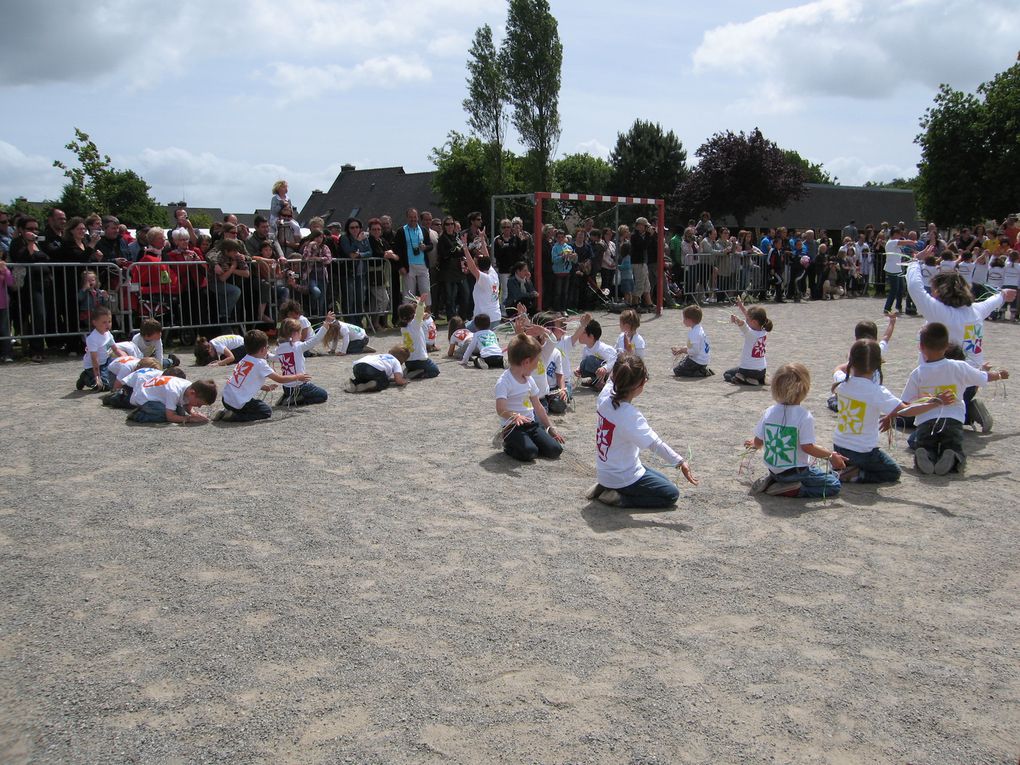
672, 128, 805, 229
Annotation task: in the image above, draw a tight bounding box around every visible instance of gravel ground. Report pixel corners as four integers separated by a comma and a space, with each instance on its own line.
1, 297, 1018, 764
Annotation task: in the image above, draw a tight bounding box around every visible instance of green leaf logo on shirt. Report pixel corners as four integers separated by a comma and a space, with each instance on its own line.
763, 423, 798, 468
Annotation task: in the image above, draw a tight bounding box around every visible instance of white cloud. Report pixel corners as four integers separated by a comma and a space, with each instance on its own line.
265, 56, 431, 103
574, 139, 610, 159
0, 141, 66, 203
693, 0, 1020, 102
824, 155, 916, 186
428, 32, 469, 57
116, 147, 344, 212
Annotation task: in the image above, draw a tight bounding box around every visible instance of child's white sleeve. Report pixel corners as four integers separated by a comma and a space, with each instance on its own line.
339, 323, 352, 354
461, 333, 480, 362
604, 343, 618, 371
632, 413, 683, 466
299, 323, 329, 353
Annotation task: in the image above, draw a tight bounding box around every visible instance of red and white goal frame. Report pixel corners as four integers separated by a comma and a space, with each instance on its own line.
532, 192, 666, 315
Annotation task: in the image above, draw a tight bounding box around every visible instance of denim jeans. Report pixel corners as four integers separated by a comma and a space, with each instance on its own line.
346, 338, 367, 354
834, 445, 901, 483
308, 279, 325, 315
406, 358, 440, 378
213, 280, 241, 323
223, 397, 272, 422
579, 355, 605, 377
503, 421, 563, 461
883, 272, 904, 313
0, 307, 11, 358
772, 465, 841, 498
351, 362, 391, 390
132, 400, 177, 423
443, 280, 469, 321
280, 381, 328, 405
614, 466, 680, 508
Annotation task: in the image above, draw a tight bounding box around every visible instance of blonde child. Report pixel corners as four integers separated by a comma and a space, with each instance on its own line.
194, 334, 245, 366
615, 309, 646, 359
832, 339, 950, 483
745, 362, 846, 497
76, 306, 126, 391
217, 330, 311, 422
446, 316, 473, 360
325, 318, 373, 355
460, 313, 505, 369
276, 311, 336, 405
77, 270, 109, 324
672, 304, 713, 377
495, 333, 565, 461
588, 355, 698, 507
348, 346, 410, 392
103, 357, 161, 408
724, 298, 772, 385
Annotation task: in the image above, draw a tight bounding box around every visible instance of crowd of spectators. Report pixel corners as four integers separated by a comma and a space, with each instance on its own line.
2, 183, 1017, 363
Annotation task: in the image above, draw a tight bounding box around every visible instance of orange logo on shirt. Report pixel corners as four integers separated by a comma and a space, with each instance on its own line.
229, 360, 254, 388
142, 376, 171, 388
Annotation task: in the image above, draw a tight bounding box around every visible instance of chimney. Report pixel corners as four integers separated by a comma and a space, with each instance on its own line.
341, 163, 356, 173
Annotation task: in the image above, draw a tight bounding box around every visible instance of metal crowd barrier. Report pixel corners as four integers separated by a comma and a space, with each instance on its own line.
665, 252, 770, 304
0, 258, 393, 350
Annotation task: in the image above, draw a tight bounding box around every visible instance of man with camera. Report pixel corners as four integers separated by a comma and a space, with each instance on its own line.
394, 208, 433, 307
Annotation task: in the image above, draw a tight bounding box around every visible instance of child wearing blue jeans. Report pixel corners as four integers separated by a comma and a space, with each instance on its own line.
588, 355, 699, 508
124, 374, 217, 424
746, 362, 846, 498
276, 312, 335, 406
398, 298, 439, 379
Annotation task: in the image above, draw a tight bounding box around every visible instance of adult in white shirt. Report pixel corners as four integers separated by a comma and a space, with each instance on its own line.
883, 226, 915, 313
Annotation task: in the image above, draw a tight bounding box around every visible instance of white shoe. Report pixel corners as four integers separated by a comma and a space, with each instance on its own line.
750, 474, 775, 494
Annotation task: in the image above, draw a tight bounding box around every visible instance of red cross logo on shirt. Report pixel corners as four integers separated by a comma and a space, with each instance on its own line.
596, 414, 615, 461
279, 351, 296, 376
751, 336, 767, 358
229, 360, 254, 388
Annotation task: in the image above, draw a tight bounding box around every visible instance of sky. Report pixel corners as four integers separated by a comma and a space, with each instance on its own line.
2, 0, 1017, 215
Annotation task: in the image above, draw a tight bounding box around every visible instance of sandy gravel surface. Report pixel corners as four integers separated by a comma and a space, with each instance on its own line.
1, 297, 1018, 764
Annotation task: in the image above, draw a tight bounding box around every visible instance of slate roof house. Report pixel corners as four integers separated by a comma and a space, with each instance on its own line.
297, 164, 444, 226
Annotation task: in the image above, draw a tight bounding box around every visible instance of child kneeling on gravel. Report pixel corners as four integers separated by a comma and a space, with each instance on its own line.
124, 373, 216, 424
217, 330, 311, 422
745, 362, 846, 498
347, 347, 410, 392
495, 333, 565, 461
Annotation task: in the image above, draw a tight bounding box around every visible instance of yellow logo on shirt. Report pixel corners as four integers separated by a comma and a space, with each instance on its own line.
537, 360, 544, 375
836, 396, 866, 435
524, 398, 532, 409
401, 330, 413, 351
918, 384, 957, 400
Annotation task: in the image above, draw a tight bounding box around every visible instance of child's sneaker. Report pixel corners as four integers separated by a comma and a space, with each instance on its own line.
969, 399, 992, 433
75, 371, 89, 390
765, 480, 801, 497
167, 353, 181, 367
595, 489, 621, 506
750, 473, 775, 494
585, 483, 606, 500
839, 465, 861, 483
915, 449, 936, 475
362, 345, 376, 354
933, 450, 958, 476
827, 395, 838, 413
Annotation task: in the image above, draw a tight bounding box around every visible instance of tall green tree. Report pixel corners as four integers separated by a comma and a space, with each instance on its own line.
975, 62, 1020, 220
550, 152, 613, 220
430, 131, 496, 223
503, 0, 562, 192
463, 24, 510, 193
673, 128, 805, 228
609, 119, 688, 200
52, 128, 162, 226
915, 86, 985, 225
781, 149, 836, 185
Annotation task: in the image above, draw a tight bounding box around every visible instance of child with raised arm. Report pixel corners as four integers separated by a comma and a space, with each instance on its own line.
615, 309, 646, 359
574, 317, 618, 391
672, 304, 714, 377
460, 313, 505, 369
446, 316, 473, 360
832, 339, 950, 484
217, 330, 311, 422
124, 373, 216, 424
194, 334, 245, 366
495, 333, 565, 462
827, 314, 897, 411
276, 311, 337, 406
588, 354, 698, 508
724, 298, 772, 385
526, 312, 567, 415
902, 322, 1009, 475
348, 346, 410, 392
746, 363, 846, 498
131, 318, 180, 369
76, 306, 127, 391
398, 297, 439, 379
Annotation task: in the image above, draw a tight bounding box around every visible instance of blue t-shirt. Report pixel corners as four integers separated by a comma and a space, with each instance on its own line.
404, 225, 425, 266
